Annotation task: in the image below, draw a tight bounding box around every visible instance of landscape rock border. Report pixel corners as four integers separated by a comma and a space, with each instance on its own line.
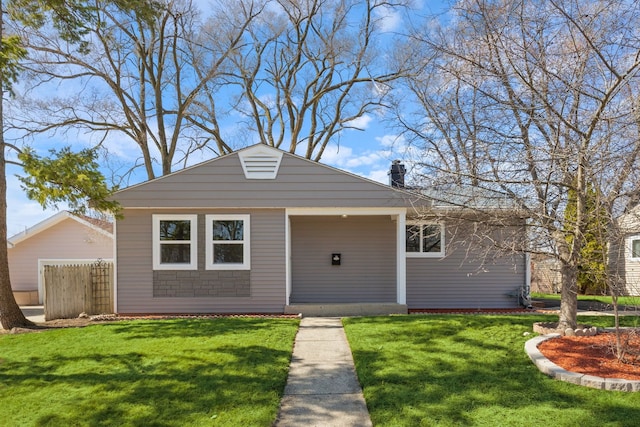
525, 334, 640, 392
533, 321, 599, 336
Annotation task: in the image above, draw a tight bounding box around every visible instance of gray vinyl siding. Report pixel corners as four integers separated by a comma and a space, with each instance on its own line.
114, 146, 529, 311
407, 225, 526, 309
290, 216, 396, 303
114, 153, 414, 209
116, 209, 286, 313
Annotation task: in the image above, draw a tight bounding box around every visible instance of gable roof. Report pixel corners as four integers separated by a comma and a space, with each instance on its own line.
114, 144, 422, 209
8, 211, 113, 248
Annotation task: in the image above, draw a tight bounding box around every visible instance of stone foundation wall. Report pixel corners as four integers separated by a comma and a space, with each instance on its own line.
153, 270, 250, 298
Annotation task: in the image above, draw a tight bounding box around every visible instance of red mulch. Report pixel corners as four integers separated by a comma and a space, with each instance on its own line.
409, 308, 533, 314
538, 332, 640, 381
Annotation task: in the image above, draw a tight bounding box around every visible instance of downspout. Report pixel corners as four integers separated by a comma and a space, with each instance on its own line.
524, 252, 532, 308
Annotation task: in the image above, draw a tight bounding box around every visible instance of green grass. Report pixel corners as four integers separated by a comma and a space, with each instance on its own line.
532, 292, 640, 307
344, 314, 640, 427
0, 318, 298, 427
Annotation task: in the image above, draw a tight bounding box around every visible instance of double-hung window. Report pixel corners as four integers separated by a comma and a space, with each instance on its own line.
206, 215, 250, 270
406, 222, 445, 258
153, 214, 198, 270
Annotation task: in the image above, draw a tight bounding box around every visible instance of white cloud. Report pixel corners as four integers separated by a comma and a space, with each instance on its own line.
376, 133, 405, 148
344, 151, 385, 168
363, 168, 390, 184
373, 5, 403, 32
345, 115, 374, 131
317, 144, 354, 167
99, 134, 143, 162
319, 141, 396, 185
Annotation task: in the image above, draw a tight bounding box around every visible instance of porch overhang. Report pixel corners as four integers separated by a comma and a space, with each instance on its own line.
285, 207, 407, 307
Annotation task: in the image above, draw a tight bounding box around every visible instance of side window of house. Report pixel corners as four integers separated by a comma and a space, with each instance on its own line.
406, 223, 445, 258
152, 214, 198, 270
206, 215, 251, 270
630, 237, 640, 259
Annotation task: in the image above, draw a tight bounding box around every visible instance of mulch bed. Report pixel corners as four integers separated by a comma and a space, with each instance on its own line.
538, 332, 640, 381
410, 308, 535, 314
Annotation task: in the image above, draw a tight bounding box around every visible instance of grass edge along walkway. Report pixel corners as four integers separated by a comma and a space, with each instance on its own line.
343, 314, 640, 427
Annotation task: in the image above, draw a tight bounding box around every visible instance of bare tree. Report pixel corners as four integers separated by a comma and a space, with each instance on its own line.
8, 0, 260, 181
9, 0, 410, 184
397, 0, 640, 329
200, 0, 410, 160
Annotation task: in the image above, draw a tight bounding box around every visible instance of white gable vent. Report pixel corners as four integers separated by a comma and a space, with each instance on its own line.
238, 145, 284, 179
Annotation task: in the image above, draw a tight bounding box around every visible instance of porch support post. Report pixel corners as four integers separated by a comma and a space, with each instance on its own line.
285, 212, 291, 306
112, 220, 118, 313
396, 212, 407, 305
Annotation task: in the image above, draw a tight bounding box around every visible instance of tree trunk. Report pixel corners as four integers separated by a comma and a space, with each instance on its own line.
0, 6, 35, 330
558, 262, 578, 330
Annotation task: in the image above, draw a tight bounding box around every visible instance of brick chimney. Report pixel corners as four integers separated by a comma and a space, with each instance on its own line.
389, 160, 405, 188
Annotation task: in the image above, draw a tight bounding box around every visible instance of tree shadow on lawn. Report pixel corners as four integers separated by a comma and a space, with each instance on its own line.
0, 344, 291, 427
103, 317, 297, 340
345, 315, 640, 427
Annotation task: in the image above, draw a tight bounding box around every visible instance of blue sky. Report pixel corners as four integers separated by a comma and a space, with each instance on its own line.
6, 0, 446, 237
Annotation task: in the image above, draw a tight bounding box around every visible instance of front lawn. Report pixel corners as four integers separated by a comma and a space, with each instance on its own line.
0, 318, 298, 427
344, 314, 640, 427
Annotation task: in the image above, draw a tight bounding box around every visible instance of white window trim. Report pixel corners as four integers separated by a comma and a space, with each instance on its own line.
406, 221, 445, 258
206, 214, 251, 270
628, 235, 640, 260
152, 214, 198, 270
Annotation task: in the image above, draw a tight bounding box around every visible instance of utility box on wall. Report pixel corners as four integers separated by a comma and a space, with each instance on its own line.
332, 253, 341, 266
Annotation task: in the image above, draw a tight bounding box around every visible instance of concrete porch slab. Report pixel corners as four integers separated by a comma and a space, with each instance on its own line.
284, 303, 408, 317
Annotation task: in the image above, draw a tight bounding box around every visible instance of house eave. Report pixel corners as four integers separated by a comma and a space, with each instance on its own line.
7, 210, 113, 248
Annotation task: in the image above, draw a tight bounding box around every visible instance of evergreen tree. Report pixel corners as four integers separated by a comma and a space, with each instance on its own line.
565, 183, 607, 295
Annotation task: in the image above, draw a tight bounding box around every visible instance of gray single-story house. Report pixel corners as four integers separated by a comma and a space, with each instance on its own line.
113, 144, 528, 315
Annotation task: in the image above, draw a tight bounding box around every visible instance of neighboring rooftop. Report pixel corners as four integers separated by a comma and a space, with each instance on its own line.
8, 211, 113, 247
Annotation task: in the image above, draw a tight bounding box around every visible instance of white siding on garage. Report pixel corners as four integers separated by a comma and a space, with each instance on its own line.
612, 208, 640, 295
9, 218, 113, 294
621, 235, 640, 295
116, 209, 286, 314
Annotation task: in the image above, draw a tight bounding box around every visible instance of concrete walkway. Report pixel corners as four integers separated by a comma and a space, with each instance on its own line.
274, 317, 372, 427
20, 305, 45, 323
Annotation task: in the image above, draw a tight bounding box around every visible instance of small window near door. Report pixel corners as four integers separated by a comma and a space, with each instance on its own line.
406, 222, 445, 258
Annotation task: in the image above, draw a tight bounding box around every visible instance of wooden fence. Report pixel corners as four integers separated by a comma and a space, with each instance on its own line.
44, 261, 114, 321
